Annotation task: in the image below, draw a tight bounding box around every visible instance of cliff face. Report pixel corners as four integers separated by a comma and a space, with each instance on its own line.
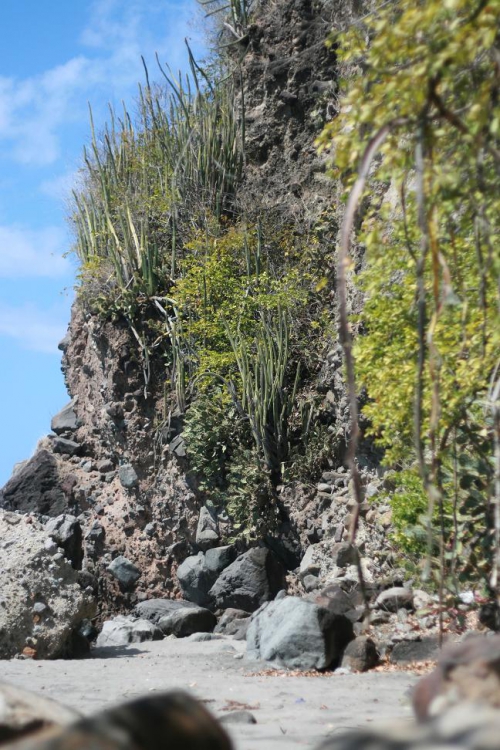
0, 0, 385, 620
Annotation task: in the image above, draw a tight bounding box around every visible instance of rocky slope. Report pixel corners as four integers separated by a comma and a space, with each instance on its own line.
0, 0, 478, 662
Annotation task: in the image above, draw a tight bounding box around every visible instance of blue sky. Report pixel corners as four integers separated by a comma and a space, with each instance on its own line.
0, 0, 203, 485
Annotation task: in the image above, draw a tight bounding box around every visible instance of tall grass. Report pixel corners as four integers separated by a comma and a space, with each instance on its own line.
72, 50, 243, 296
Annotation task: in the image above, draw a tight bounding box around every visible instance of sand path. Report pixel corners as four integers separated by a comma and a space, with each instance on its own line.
1, 639, 418, 749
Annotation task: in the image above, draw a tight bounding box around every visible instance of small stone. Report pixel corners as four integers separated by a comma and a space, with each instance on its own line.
375, 587, 414, 612
219, 710, 257, 725
51, 437, 81, 456
341, 636, 379, 672
107, 556, 141, 589
118, 464, 139, 489
51, 399, 80, 434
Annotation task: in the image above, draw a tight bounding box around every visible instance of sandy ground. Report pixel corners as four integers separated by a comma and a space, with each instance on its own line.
1, 638, 419, 749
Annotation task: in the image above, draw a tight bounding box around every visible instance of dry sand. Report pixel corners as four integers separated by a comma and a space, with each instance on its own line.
1, 638, 418, 749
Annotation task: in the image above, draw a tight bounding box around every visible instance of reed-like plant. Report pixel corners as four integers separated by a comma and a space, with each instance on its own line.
72, 50, 243, 300
226, 310, 300, 480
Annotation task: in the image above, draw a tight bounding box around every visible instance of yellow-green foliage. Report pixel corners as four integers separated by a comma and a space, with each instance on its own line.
173, 222, 311, 382
318, 0, 500, 585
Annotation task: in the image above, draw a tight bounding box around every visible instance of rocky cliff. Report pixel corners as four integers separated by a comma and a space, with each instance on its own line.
0, 0, 429, 660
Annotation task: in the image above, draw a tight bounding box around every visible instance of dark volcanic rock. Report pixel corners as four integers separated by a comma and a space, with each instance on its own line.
107, 556, 141, 589
177, 553, 216, 608
0, 450, 67, 517
51, 399, 80, 434
158, 606, 216, 638
390, 637, 441, 665
50, 437, 81, 456
133, 598, 198, 625
247, 595, 354, 670
45, 514, 83, 569
118, 464, 139, 489
205, 546, 236, 575
209, 548, 286, 612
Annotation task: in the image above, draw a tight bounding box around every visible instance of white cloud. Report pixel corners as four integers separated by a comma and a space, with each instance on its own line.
0, 225, 70, 278
0, 1, 200, 167
0, 302, 68, 354
40, 170, 82, 200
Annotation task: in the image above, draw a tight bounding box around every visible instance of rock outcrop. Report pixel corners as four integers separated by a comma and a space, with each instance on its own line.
0, 511, 95, 659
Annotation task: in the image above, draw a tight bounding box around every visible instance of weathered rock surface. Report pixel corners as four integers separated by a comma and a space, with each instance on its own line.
177, 553, 217, 608
95, 616, 162, 647
0, 511, 95, 659
247, 595, 353, 670
158, 607, 216, 638
209, 548, 286, 612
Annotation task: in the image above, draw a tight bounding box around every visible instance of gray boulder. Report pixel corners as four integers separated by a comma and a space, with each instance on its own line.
209, 547, 286, 612
95, 616, 162, 648
45, 514, 83, 569
177, 553, 216, 608
214, 609, 251, 640
118, 464, 139, 489
205, 545, 236, 575
0, 450, 67, 517
51, 399, 80, 435
0, 510, 95, 659
247, 595, 353, 670
158, 607, 216, 638
133, 598, 198, 625
196, 506, 220, 550
108, 556, 141, 589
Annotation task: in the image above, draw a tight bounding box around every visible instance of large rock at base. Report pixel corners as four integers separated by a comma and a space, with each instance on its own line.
158, 607, 216, 638
177, 553, 216, 608
0, 451, 67, 517
133, 598, 198, 625
246, 595, 353, 670
209, 548, 286, 612
95, 616, 163, 648
0, 511, 95, 659
176, 547, 236, 608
